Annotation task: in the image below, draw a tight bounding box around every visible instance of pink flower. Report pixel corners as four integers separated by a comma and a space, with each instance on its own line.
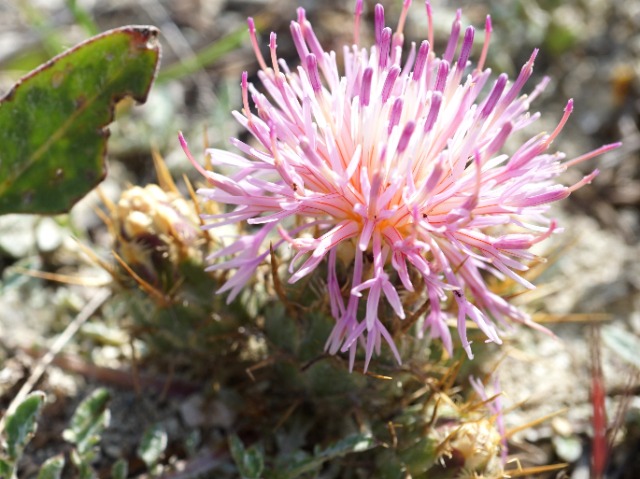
180, 1, 619, 371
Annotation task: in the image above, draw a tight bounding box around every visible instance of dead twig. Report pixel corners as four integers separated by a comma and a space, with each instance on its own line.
18, 348, 201, 397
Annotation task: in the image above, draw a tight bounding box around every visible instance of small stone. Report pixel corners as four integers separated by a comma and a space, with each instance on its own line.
208, 400, 235, 429
36, 217, 64, 252
0, 214, 37, 257
552, 434, 583, 463
179, 395, 205, 429
551, 417, 574, 437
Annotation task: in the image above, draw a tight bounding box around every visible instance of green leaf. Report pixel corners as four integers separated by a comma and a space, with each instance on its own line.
400, 436, 439, 475
375, 450, 406, 479
4, 391, 46, 460
0, 458, 12, 477
111, 459, 128, 479
315, 433, 376, 457
69, 449, 96, 479
602, 324, 640, 369
282, 433, 376, 478
264, 303, 299, 354
0, 25, 160, 215
137, 423, 168, 470
229, 435, 264, 479
37, 454, 66, 479
62, 388, 111, 456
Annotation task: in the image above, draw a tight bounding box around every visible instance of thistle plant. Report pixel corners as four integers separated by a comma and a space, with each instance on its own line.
181, 0, 619, 371
0, 2, 622, 476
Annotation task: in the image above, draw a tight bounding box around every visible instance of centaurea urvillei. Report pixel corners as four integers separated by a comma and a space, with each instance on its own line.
180, 1, 619, 371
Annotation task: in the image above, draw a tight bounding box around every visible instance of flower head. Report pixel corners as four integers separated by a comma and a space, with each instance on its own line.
181, 1, 619, 371
112, 184, 203, 287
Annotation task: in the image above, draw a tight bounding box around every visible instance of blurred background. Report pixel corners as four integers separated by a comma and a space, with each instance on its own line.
0, 0, 638, 477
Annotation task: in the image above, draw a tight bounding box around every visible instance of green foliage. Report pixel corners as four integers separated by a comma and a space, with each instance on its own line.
137, 423, 168, 473
0, 391, 46, 478
0, 388, 153, 479
229, 434, 265, 479
63, 388, 110, 454
4, 392, 46, 460
36, 455, 65, 479
0, 459, 11, 478
0, 26, 160, 215
544, 16, 579, 56
396, 436, 439, 476
63, 388, 111, 478
277, 433, 376, 479
110, 459, 128, 479
264, 303, 299, 354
